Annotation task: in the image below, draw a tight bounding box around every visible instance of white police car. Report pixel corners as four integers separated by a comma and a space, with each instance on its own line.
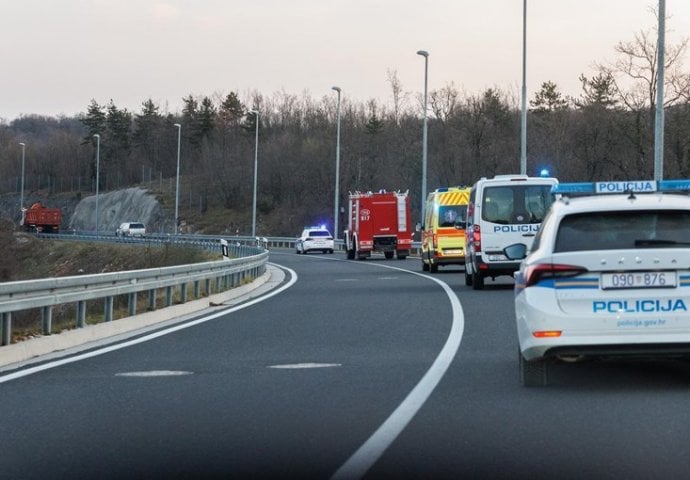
515, 179, 690, 386
296, 226, 334, 254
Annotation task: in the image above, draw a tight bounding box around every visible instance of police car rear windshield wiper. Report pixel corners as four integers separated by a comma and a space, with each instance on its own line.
634, 239, 690, 247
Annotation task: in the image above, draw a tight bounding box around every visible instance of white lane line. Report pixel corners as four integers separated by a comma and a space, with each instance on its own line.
115, 370, 193, 377
268, 363, 342, 369
331, 264, 465, 480
0, 264, 298, 384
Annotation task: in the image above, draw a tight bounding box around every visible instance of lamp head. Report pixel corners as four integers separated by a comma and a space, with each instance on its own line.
332, 86, 341, 93
416, 50, 429, 57
174, 123, 181, 128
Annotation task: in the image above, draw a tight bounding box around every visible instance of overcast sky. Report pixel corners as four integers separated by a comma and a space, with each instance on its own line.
2, 1, 688, 121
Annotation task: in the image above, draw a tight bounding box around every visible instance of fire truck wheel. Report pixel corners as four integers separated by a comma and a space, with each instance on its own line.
384, 251, 394, 259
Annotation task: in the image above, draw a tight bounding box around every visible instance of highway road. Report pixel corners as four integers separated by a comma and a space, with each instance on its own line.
2, 250, 690, 479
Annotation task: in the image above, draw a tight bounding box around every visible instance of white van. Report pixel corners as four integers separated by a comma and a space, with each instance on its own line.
465, 174, 557, 289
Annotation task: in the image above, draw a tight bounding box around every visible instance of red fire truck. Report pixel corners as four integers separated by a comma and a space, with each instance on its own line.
344, 190, 413, 260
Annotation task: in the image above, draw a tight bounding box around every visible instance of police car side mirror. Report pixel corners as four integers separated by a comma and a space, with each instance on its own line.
504, 243, 527, 260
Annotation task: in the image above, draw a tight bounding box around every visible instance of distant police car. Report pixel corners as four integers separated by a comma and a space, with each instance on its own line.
296, 226, 335, 254
515, 179, 690, 386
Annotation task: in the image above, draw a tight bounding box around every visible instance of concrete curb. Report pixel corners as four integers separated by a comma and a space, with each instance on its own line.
0, 264, 285, 370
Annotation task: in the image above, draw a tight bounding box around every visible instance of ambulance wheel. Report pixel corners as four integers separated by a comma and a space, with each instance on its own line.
430, 263, 438, 273
422, 260, 429, 271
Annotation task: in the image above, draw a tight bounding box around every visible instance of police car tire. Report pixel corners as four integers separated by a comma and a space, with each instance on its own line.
347, 249, 355, 260
520, 350, 548, 387
472, 272, 484, 290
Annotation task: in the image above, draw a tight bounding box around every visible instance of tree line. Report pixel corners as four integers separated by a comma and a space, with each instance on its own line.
1, 14, 689, 235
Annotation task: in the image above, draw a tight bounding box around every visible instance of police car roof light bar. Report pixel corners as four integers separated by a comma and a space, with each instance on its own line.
553, 179, 690, 197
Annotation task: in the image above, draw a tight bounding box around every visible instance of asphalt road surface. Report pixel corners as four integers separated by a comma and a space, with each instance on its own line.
2, 250, 690, 479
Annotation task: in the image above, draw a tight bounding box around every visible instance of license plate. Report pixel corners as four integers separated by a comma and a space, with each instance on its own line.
601, 271, 677, 289
444, 249, 464, 255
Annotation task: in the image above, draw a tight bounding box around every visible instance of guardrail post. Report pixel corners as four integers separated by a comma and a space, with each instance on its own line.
194, 280, 200, 298
104, 296, 114, 322
76, 301, 86, 328
180, 283, 187, 303
42, 306, 52, 334
147, 289, 156, 311
1, 312, 11, 345
128, 292, 137, 316
166, 286, 173, 307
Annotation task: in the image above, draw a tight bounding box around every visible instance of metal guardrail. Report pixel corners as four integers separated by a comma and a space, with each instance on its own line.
0, 240, 268, 346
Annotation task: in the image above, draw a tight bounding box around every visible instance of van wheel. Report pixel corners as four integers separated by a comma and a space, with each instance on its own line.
464, 269, 472, 286
472, 272, 484, 290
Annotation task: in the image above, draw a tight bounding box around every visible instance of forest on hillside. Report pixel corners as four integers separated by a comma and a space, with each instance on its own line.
1, 15, 690, 236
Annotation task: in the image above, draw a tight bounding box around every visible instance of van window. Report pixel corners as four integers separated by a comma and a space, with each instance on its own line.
482, 185, 554, 225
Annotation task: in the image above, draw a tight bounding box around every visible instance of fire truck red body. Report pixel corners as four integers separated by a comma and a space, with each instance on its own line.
344, 190, 413, 260
22, 202, 62, 233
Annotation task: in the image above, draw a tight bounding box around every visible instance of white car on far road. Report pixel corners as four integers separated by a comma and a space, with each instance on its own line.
296, 226, 334, 254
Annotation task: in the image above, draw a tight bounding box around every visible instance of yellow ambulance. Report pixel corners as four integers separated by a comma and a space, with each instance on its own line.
421, 187, 471, 273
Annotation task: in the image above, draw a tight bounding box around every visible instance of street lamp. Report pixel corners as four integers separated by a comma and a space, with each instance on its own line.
520, 0, 528, 175
332, 86, 342, 240
417, 50, 429, 222
249, 110, 259, 237
93, 134, 100, 235
18, 142, 25, 212
653, 0, 666, 181
174, 123, 182, 234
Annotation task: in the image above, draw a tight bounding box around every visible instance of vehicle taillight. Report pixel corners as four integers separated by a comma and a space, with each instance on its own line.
432, 234, 438, 248
472, 224, 481, 251
524, 263, 588, 287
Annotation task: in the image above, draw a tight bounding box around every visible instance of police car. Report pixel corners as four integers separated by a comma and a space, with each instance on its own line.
296, 226, 335, 254
514, 179, 690, 386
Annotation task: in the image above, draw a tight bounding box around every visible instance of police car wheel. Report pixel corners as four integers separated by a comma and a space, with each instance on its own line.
520, 350, 548, 387
472, 272, 485, 290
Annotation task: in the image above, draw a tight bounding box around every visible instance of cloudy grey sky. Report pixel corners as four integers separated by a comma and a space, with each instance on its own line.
2, 1, 688, 121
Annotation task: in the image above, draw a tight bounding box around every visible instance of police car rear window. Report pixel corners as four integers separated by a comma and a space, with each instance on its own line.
309, 231, 331, 237
554, 210, 690, 252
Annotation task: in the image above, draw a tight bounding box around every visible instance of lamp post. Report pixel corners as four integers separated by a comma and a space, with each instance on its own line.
19, 142, 25, 212
417, 50, 429, 223
174, 123, 182, 234
93, 134, 100, 235
250, 110, 259, 237
520, 0, 528, 175
653, 0, 666, 181
332, 86, 342, 239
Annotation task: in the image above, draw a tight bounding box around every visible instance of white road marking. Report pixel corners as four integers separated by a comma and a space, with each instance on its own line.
268, 363, 342, 369
0, 264, 298, 384
115, 370, 193, 377
331, 263, 465, 480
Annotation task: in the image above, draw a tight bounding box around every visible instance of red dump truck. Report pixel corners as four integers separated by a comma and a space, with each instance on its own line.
22, 202, 62, 233
344, 190, 413, 260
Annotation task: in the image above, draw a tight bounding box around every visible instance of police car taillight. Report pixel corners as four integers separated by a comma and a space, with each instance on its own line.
524, 263, 588, 287
472, 225, 481, 251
